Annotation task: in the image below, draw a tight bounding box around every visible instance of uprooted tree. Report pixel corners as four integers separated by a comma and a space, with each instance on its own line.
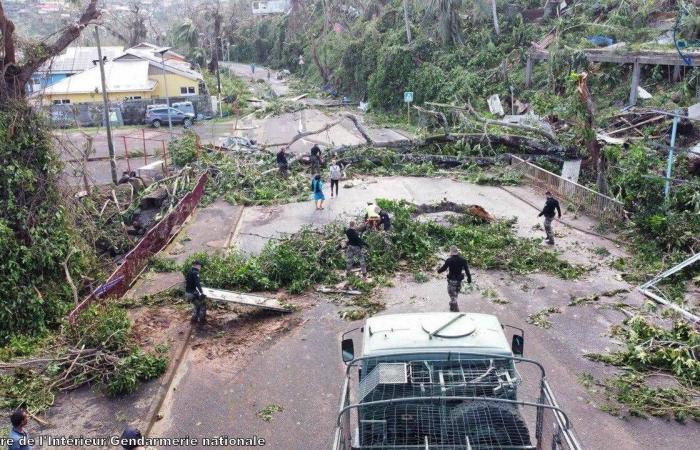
0, 0, 102, 339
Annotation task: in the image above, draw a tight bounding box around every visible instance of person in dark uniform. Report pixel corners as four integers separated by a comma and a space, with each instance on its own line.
379, 210, 391, 231
185, 260, 206, 323
310, 144, 322, 174
277, 147, 289, 178
437, 246, 472, 312
538, 191, 562, 245
345, 221, 367, 278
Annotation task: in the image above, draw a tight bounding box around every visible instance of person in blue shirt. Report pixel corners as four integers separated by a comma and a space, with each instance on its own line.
7, 408, 31, 450
312, 174, 325, 210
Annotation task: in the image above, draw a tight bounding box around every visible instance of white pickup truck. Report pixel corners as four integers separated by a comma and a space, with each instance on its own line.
332, 312, 582, 450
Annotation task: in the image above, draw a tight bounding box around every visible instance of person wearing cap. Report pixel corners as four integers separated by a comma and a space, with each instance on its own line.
364, 201, 381, 230
437, 246, 472, 312
119, 425, 156, 450
185, 260, 206, 324
537, 191, 562, 245
7, 408, 31, 450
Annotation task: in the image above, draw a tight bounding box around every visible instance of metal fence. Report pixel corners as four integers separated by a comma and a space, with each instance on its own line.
509, 155, 626, 222
68, 170, 209, 322
332, 354, 583, 450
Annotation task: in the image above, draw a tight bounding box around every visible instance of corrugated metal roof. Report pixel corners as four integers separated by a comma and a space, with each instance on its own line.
117, 49, 203, 81
35, 60, 156, 96
38, 46, 124, 74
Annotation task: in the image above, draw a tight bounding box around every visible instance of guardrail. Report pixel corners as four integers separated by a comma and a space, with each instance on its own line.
68, 170, 209, 322
509, 155, 626, 222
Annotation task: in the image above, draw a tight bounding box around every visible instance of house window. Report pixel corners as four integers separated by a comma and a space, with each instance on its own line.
180, 86, 196, 95
52, 99, 70, 104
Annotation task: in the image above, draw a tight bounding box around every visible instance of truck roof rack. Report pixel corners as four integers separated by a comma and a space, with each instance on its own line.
333, 354, 582, 450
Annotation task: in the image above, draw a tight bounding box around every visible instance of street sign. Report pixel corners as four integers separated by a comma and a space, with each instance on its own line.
404, 91, 414, 103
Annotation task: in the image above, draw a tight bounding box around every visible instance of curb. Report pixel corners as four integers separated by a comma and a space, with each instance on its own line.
143, 322, 193, 436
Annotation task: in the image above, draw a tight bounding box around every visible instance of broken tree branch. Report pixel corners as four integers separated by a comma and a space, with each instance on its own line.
62, 248, 79, 305
425, 101, 561, 145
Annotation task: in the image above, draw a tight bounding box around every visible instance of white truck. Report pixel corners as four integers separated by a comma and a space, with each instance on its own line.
333, 312, 582, 450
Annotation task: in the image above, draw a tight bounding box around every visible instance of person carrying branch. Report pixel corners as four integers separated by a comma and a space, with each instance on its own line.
345, 221, 367, 278
538, 191, 562, 245
185, 260, 206, 324
437, 246, 472, 312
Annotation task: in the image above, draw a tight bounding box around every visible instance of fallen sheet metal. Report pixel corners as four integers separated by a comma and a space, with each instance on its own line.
201, 287, 291, 312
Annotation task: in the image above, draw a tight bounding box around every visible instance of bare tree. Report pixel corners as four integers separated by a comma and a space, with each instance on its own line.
0, 0, 101, 101
403, 0, 412, 44
103, 2, 149, 48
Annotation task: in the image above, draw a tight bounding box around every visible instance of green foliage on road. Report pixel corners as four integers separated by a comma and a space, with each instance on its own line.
169, 131, 199, 167
0, 305, 168, 412
186, 199, 584, 317
585, 316, 700, 421
201, 151, 311, 206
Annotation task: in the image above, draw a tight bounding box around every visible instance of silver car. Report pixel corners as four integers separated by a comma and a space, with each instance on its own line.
145, 107, 194, 128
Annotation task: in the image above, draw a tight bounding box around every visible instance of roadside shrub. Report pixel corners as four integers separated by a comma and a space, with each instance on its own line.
168, 131, 198, 167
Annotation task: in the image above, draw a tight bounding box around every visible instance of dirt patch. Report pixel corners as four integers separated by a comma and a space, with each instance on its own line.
129, 306, 188, 351
187, 294, 316, 362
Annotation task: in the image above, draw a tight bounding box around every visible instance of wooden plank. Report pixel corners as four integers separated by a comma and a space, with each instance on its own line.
201, 287, 291, 312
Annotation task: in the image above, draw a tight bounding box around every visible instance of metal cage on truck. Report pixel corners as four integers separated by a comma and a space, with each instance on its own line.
333, 353, 582, 450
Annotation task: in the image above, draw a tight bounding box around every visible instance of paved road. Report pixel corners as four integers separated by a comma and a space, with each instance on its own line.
151, 176, 700, 449
54, 62, 409, 187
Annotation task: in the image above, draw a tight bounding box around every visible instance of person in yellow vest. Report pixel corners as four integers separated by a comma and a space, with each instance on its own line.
364, 201, 381, 230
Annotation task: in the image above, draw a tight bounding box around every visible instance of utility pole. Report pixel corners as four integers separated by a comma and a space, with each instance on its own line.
213, 36, 222, 118
156, 48, 173, 133
94, 26, 118, 185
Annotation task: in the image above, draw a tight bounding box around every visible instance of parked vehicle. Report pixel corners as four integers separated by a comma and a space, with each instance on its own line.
145, 106, 194, 128
172, 101, 195, 117
333, 312, 582, 450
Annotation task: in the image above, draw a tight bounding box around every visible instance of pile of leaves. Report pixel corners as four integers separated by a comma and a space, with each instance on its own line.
584, 316, 700, 421
186, 199, 585, 318
169, 131, 199, 167
0, 305, 168, 413
202, 151, 311, 206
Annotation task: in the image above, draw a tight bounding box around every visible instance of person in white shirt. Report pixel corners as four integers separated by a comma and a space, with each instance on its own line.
329, 159, 342, 198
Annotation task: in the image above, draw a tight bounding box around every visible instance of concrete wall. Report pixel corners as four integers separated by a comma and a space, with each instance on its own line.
41, 95, 213, 128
